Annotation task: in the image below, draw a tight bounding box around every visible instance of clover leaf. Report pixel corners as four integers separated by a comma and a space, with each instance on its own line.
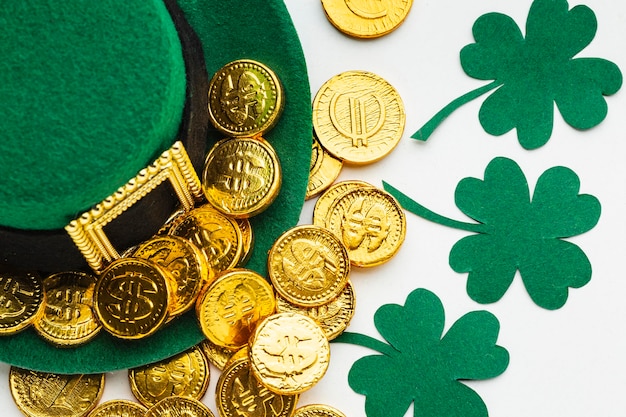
334, 288, 509, 417
413, 0, 622, 149
384, 157, 601, 309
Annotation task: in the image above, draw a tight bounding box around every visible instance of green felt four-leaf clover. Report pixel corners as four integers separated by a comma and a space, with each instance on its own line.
335, 288, 509, 417
413, 0, 622, 149
384, 157, 601, 309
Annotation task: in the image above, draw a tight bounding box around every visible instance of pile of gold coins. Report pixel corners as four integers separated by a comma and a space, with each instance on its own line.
4, 18, 410, 412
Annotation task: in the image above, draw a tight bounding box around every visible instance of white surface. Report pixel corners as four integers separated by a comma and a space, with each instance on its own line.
2, 0, 626, 416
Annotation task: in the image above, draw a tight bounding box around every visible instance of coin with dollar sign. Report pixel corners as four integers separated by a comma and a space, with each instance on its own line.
202, 137, 282, 218
94, 258, 170, 339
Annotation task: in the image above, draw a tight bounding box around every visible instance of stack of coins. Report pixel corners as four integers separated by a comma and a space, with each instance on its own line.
4, 60, 370, 417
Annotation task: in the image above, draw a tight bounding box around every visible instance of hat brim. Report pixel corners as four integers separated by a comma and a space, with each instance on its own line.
0, 0, 312, 373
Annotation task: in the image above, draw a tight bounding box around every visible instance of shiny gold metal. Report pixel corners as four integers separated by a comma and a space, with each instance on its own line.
276, 280, 355, 340
33, 271, 101, 347
134, 235, 210, 317
208, 59, 284, 137
9, 367, 104, 417
235, 217, 254, 267
128, 345, 210, 408
145, 396, 215, 417
312, 180, 373, 227
268, 225, 350, 307
306, 136, 343, 200
196, 268, 275, 350
326, 186, 406, 267
216, 352, 298, 417
249, 312, 330, 394
171, 205, 244, 273
200, 338, 235, 371
65, 141, 203, 273
202, 137, 281, 218
321, 0, 413, 38
94, 258, 170, 339
88, 400, 147, 417
0, 271, 43, 335
293, 404, 347, 417
312, 71, 405, 165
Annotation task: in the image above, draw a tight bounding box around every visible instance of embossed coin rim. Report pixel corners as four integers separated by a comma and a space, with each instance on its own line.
88, 399, 148, 417
208, 59, 284, 137
9, 367, 105, 417
326, 186, 407, 267
34, 271, 101, 347
320, 0, 414, 39
216, 352, 299, 417
268, 224, 350, 307
249, 312, 331, 395
196, 268, 277, 350
94, 258, 170, 340
0, 272, 44, 335
133, 235, 209, 317
202, 136, 282, 218
128, 345, 210, 408
312, 70, 406, 165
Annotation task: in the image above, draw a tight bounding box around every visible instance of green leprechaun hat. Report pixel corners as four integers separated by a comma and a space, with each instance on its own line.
0, 0, 312, 373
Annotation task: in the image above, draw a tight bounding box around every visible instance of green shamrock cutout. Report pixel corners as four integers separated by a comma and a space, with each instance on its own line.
334, 288, 509, 417
413, 0, 622, 149
384, 157, 601, 309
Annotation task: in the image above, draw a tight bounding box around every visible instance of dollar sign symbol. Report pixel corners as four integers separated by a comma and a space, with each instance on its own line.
107, 274, 156, 323
0, 277, 31, 319
261, 331, 318, 379
224, 148, 267, 198
345, 0, 388, 19
330, 92, 386, 147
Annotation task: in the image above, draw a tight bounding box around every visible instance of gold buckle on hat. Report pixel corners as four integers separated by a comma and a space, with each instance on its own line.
65, 141, 203, 273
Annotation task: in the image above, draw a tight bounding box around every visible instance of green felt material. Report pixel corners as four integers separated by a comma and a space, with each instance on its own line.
334, 288, 509, 417
412, 0, 622, 149
384, 157, 601, 310
0, 0, 312, 373
0, 1, 187, 229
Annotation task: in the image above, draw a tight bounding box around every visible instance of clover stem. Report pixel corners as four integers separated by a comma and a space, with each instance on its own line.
383, 182, 487, 233
333, 332, 399, 357
411, 80, 502, 141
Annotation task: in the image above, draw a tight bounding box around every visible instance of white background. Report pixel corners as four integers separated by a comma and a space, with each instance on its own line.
2, 1, 626, 416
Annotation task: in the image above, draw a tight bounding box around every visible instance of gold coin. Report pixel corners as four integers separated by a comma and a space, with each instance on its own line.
129, 345, 210, 408
171, 205, 244, 273
276, 280, 355, 341
200, 338, 235, 371
249, 312, 330, 394
312, 70, 405, 164
34, 271, 101, 347
196, 268, 276, 350
268, 225, 350, 307
0, 271, 43, 335
88, 400, 147, 417
216, 352, 298, 417
202, 136, 282, 218
134, 235, 210, 317
321, 0, 413, 38
293, 404, 347, 417
9, 367, 104, 417
326, 186, 406, 267
208, 59, 284, 137
94, 258, 170, 339
235, 217, 255, 267
312, 180, 373, 227
145, 396, 215, 417
306, 135, 343, 200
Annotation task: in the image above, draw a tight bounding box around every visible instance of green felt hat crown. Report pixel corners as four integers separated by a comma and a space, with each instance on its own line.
0, 0, 312, 373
